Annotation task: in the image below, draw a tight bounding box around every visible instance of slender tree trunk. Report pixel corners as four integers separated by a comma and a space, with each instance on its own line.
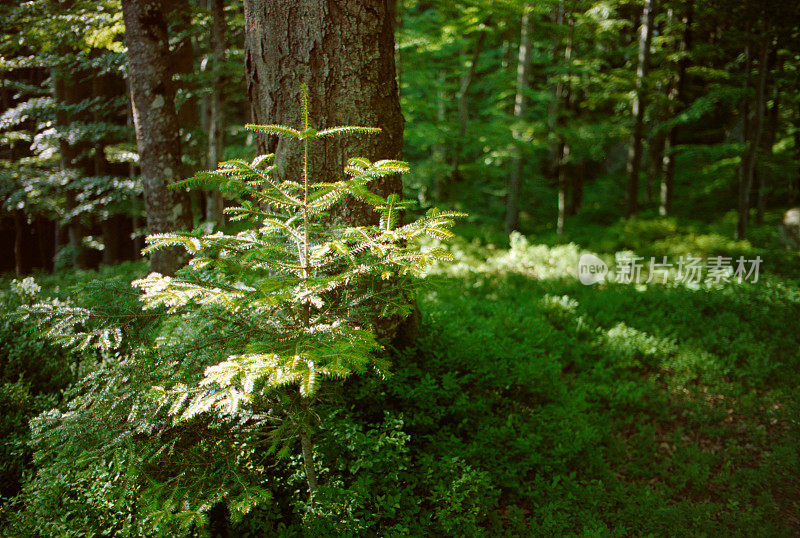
660, 2, 692, 216
737, 37, 769, 240
92, 71, 125, 265
556, 14, 574, 235
206, 0, 227, 225
451, 30, 486, 184
54, 70, 93, 269
793, 103, 800, 204
546, 1, 565, 176
626, 0, 656, 217
122, 0, 193, 275
169, 0, 198, 131
432, 71, 447, 200
646, 129, 666, 204
13, 210, 27, 276
505, 4, 532, 234
299, 430, 318, 505
756, 48, 779, 226
35, 217, 54, 272
557, 145, 570, 234
569, 160, 584, 215
243, 0, 404, 226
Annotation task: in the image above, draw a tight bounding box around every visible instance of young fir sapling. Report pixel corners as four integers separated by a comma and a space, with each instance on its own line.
133, 84, 464, 501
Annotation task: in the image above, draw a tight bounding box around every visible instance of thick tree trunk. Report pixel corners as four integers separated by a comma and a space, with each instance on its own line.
243, 0, 404, 226
625, 0, 656, 217
505, 4, 532, 234
122, 0, 193, 275
206, 0, 227, 225
737, 38, 769, 240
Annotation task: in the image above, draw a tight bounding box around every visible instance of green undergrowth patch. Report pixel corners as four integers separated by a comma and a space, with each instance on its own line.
2, 243, 799, 535
290, 266, 799, 535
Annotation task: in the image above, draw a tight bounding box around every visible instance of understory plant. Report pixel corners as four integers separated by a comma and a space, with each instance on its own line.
8, 85, 462, 533
133, 85, 462, 503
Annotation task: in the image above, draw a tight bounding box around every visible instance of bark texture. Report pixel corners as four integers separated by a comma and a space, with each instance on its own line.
122, 0, 193, 275
243, 0, 404, 226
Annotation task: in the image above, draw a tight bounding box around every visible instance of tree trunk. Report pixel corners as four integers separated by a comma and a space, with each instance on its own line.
505, 4, 532, 234
557, 144, 570, 235
451, 30, 486, 184
432, 70, 447, 200
13, 210, 27, 276
299, 430, 318, 505
756, 48, 779, 226
659, 3, 692, 217
569, 160, 584, 215
646, 128, 666, 204
737, 37, 769, 240
625, 0, 656, 217
206, 0, 227, 226
243, 0, 404, 226
793, 103, 800, 204
122, 0, 193, 275
54, 70, 93, 269
556, 13, 574, 235
35, 217, 54, 273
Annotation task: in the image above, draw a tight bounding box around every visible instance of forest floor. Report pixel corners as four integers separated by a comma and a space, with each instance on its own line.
316, 208, 800, 535
3, 209, 799, 536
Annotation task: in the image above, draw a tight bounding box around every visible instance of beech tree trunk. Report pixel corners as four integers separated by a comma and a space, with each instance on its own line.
243, 0, 404, 226
505, 4, 532, 234
122, 0, 193, 275
625, 0, 656, 217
